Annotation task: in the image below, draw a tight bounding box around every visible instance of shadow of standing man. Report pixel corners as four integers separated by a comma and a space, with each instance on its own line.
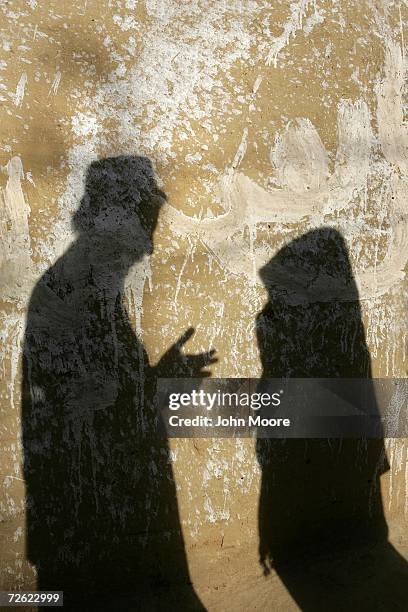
22, 156, 215, 610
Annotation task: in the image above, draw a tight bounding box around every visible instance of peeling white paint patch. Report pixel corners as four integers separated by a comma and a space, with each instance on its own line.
112, 14, 138, 32
48, 71, 61, 96
13, 527, 23, 543
252, 75, 262, 94
271, 118, 330, 192
0, 312, 25, 412
62, 0, 262, 172
0, 156, 33, 304
164, 39, 407, 302
13, 73, 27, 107
203, 496, 230, 524
71, 112, 99, 138
266, 0, 325, 67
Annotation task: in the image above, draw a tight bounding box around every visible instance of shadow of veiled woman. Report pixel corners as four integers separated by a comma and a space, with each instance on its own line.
22, 156, 214, 610
256, 228, 408, 611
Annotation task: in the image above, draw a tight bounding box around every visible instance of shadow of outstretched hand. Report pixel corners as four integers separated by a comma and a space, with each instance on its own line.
156, 327, 217, 378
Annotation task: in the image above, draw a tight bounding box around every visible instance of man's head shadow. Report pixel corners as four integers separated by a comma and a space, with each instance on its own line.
71, 155, 166, 269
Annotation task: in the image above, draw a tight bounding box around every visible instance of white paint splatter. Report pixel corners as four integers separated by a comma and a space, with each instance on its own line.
0, 157, 33, 305
163, 39, 407, 301
13, 73, 27, 107
48, 71, 61, 96
266, 1, 324, 67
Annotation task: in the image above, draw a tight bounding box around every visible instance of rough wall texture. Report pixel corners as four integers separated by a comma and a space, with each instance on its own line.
0, 0, 407, 609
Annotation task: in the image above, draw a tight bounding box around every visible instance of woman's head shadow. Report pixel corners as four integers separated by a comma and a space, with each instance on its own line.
257, 226, 370, 377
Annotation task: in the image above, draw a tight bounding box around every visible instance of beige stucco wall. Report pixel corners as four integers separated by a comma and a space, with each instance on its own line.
1, 1, 407, 607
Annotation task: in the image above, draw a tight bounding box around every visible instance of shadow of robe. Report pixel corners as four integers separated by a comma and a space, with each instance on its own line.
256, 227, 408, 611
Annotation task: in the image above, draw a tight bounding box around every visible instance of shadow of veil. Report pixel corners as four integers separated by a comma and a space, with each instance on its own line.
256, 228, 408, 611
22, 156, 214, 611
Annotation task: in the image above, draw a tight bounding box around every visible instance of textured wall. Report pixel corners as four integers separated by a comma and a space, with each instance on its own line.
0, 1, 407, 608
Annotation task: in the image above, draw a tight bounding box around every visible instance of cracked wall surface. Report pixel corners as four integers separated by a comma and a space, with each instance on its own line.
0, 0, 407, 606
